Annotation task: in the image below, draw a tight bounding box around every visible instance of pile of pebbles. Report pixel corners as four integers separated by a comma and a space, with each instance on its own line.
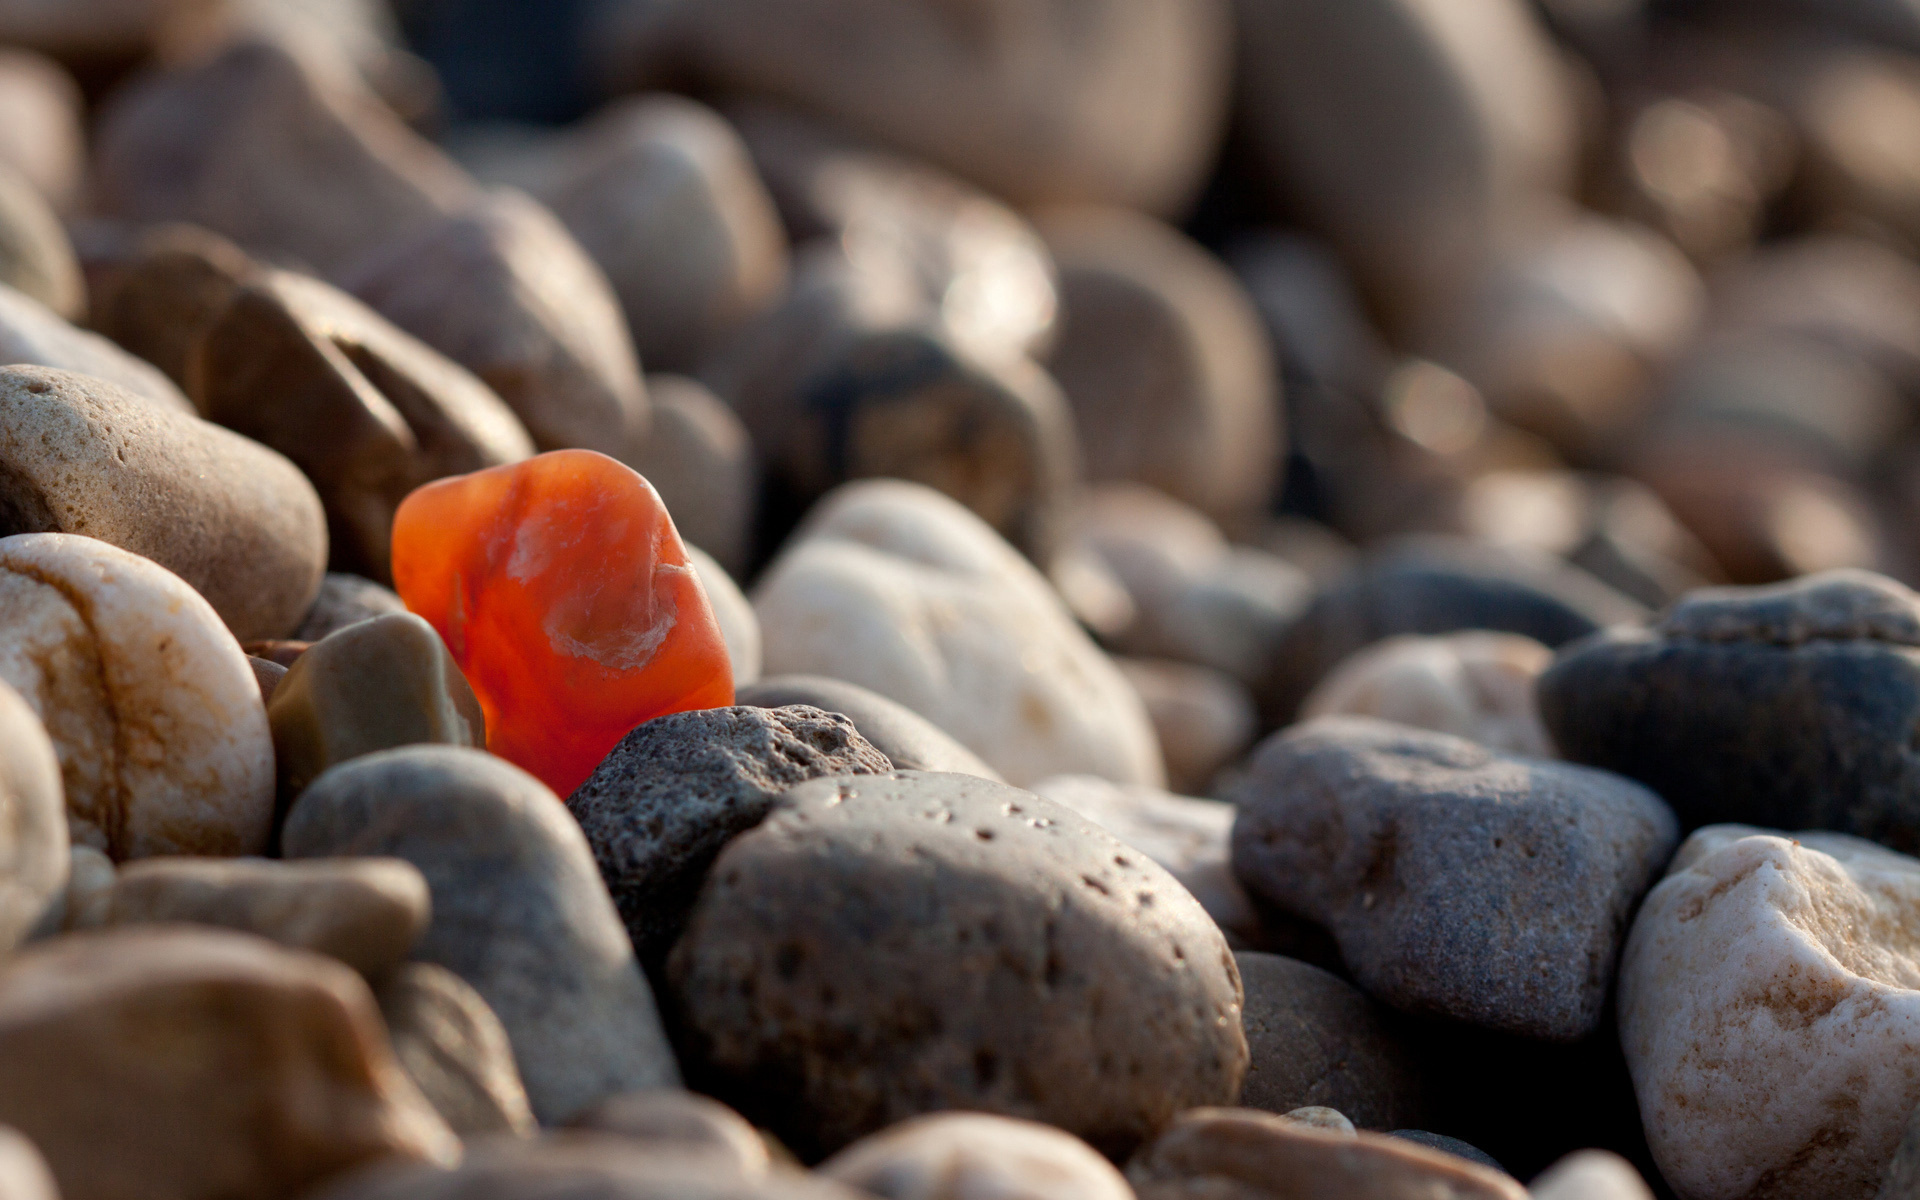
7, 0, 1920, 1197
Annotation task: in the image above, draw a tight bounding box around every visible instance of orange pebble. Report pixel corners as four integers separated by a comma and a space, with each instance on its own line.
391, 450, 734, 796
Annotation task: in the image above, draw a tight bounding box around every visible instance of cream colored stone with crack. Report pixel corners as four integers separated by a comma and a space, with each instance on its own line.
1620, 825, 1920, 1200
0, 534, 274, 859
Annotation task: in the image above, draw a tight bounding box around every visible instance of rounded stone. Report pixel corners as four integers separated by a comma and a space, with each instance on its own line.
0, 925, 456, 1200
295, 573, 409, 642
668, 771, 1246, 1159
571, 1091, 770, 1177
625, 375, 757, 579
752, 480, 1163, 788
1236, 952, 1431, 1132
1301, 631, 1555, 757
1115, 658, 1257, 796
1387, 1131, 1508, 1175
340, 188, 648, 457
566, 704, 892, 959
0, 677, 66, 953
0, 533, 276, 860
284, 746, 680, 1124
89, 856, 430, 978
1539, 569, 1920, 851
1039, 206, 1280, 531
0, 1126, 55, 1200
0, 160, 79, 318
374, 962, 537, 1138
1620, 826, 1920, 1200
819, 1113, 1133, 1200
0, 364, 330, 641
0, 49, 81, 211
735, 676, 1002, 781
688, 546, 761, 686
1529, 1151, 1655, 1200
1230, 716, 1679, 1040
0, 282, 191, 413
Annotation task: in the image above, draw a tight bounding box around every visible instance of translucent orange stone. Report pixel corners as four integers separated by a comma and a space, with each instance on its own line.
391, 449, 735, 796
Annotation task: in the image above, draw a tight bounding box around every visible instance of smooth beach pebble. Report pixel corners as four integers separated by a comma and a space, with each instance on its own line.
0, 678, 66, 954
819, 1112, 1134, 1200
1301, 631, 1556, 757
0, 533, 275, 860
0, 282, 191, 413
374, 962, 538, 1138
391, 449, 735, 797
570, 1090, 771, 1177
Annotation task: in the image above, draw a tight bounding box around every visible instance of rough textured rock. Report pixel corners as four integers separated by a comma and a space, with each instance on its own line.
87, 856, 430, 978
0, 533, 276, 860
0, 926, 456, 1200
819, 1113, 1133, 1200
753, 480, 1163, 788
0, 161, 79, 318
0, 678, 66, 953
1032, 774, 1260, 944
1540, 569, 1920, 850
1620, 826, 1920, 1200
284, 746, 681, 1124
1040, 206, 1279, 530
1264, 538, 1646, 723
571, 1090, 770, 1176
374, 962, 537, 1138
93, 35, 475, 277
188, 266, 534, 579
340, 188, 648, 457
1126, 1108, 1527, 1200
1231, 716, 1678, 1039
669, 771, 1246, 1159
269, 613, 485, 797
711, 246, 1079, 563
688, 547, 761, 686
1302, 632, 1555, 758
626, 375, 757, 578
0, 365, 329, 641
296, 573, 409, 642
592, 0, 1233, 217
1116, 657, 1257, 795
0, 283, 191, 413
528, 94, 788, 371
1529, 1151, 1654, 1200
304, 1135, 866, 1200
735, 676, 1002, 781
1235, 952, 1431, 1132
567, 704, 892, 959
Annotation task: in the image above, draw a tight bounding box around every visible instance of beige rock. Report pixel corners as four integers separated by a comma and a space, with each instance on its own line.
0, 162, 79, 319
341, 188, 648, 456
1300, 632, 1555, 758
1620, 826, 1920, 1200
1281, 1107, 1355, 1135
532, 94, 788, 370
189, 267, 534, 579
592, 0, 1233, 216
1116, 657, 1257, 796
1032, 774, 1259, 943
0, 283, 191, 413
93, 35, 475, 277
0, 1126, 56, 1200
753, 480, 1163, 787
687, 546, 760, 686
626, 375, 757, 577
1530, 1151, 1654, 1200
571, 1090, 769, 1176
0, 49, 82, 211
1040, 206, 1279, 530
0, 365, 330, 641
89, 856, 429, 977
375, 962, 537, 1138
1127, 1108, 1526, 1200
0, 534, 275, 860
0, 926, 456, 1200
0, 678, 66, 952
820, 1113, 1132, 1200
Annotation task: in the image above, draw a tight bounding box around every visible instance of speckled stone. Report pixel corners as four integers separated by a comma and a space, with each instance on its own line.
669, 771, 1246, 1158
566, 705, 892, 959
1231, 716, 1677, 1039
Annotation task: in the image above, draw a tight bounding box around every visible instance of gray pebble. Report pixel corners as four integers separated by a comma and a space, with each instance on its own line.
374, 962, 537, 1138
734, 677, 1002, 780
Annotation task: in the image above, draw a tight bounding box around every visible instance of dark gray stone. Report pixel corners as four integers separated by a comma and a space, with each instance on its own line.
1540, 569, 1920, 852
567, 705, 893, 959
1262, 537, 1646, 723
1229, 716, 1677, 1040
283, 746, 679, 1124
669, 771, 1247, 1160
1237, 951, 1430, 1132
734, 677, 1001, 780
1387, 1131, 1506, 1175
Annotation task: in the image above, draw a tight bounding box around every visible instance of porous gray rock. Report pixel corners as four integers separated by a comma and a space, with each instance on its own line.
284, 746, 681, 1124
1231, 716, 1678, 1039
669, 771, 1246, 1158
735, 676, 1002, 780
566, 705, 892, 959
